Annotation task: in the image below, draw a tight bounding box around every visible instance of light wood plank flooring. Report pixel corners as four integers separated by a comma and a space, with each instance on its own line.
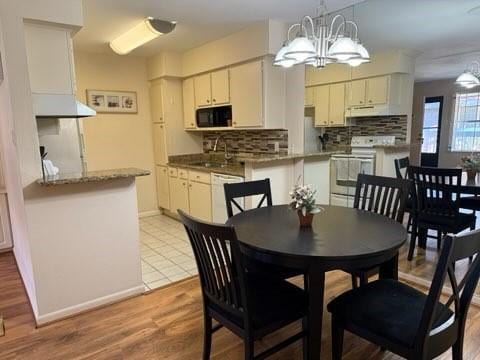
0, 252, 479, 359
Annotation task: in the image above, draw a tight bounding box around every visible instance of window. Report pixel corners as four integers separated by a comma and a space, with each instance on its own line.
421, 100, 442, 154
451, 92, 480, 151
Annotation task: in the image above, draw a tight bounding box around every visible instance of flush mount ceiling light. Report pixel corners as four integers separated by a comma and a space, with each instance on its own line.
456, 61, 480, 88
110, 18, 176, 55
274, 0, 369, 69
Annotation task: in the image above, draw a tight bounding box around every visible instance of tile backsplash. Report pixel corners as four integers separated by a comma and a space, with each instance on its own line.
323, 115, 408, 147
203, 130, 288, 154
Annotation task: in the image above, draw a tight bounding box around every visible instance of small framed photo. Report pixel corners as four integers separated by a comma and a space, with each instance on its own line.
86, 90, 138, 114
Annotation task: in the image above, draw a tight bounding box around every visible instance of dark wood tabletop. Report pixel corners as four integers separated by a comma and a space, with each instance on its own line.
227, 204, 408, 359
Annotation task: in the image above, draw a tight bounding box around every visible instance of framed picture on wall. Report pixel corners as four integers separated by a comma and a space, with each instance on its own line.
86, 90, 138, 114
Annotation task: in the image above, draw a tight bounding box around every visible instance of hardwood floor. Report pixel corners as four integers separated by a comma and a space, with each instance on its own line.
0, 251, 479, 359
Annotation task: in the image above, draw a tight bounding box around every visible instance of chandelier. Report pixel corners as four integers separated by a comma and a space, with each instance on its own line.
274, 1, 370, 68
456, 61, 480, 89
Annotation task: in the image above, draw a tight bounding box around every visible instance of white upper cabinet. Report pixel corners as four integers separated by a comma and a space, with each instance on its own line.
305, 87, 315, 107
194, 73, 212, 107
314, 85, 329, 127
347, 79, 367, 107
230, 61, 263, 128
211, 69, 230, 105
24, 22, 75, 95
182, 78, 196, 129
366, 76, 389, 105
329, 83, 346, 126
150, 80, 164, 123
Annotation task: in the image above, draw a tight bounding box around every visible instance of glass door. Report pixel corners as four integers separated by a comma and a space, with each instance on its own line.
421, 96, 443, 167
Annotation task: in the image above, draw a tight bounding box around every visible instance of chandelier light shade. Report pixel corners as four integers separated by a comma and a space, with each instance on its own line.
284, 37, 317, 63
110, 18, 176, 55
327, 35, 360, 61
274, 1, 369, 69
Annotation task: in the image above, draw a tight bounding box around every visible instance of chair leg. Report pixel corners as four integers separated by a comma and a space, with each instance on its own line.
203, 314, 213, 360
452, 337, 464, 360
244, 334, 254, 360
331, 316, 344, 360
437, 230, 442, 250
302, 317, 309, 360
351, 275, 358, 289
408, 221, 417, 261
359, 273, 368, 286
407, 213, 412, 233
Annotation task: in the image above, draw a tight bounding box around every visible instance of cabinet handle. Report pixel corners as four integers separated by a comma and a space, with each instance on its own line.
369, 100, 372, 103
189, 184, 192, 188
190, 123, 194, 126
233, 121, 236, 125
359, 101, 363, 104
206, 99, 210, 103
160, 117, 163, 120
212, 98, 216, 102
182, 182, 186, 186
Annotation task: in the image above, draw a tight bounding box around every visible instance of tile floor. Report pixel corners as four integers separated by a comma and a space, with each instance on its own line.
139, 214, 198, 291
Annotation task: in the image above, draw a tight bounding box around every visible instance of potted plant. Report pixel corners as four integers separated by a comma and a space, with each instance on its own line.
289, 183, 322, 227
461, 154, 480, 180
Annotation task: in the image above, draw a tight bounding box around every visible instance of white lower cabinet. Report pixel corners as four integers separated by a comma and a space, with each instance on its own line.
0, 194, 12, 250
188, 181, 212, 222
155, 166, 170, 210
169, 176, 189, 215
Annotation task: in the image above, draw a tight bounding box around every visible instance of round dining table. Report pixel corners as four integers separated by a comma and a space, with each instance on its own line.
227, 204, 407, 360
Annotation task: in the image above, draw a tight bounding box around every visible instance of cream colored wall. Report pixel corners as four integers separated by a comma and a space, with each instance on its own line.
74, 51, 158, 214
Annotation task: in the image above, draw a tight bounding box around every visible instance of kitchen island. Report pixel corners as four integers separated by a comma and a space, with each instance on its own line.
24, 168, 149, 325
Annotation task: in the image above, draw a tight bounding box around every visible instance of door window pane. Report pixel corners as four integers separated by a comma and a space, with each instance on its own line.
422, 100, 441, 154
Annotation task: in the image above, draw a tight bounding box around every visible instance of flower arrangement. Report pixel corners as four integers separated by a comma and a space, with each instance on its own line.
461, 154, 480, 171
289, 183, 322, 227
461, 154, 480, 180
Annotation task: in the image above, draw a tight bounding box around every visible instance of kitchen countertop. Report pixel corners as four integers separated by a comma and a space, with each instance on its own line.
36, 168, 150, 186
237, 151, 343, 164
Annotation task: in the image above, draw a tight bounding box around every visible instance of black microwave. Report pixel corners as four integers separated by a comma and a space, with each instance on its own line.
196, 106, 232, 128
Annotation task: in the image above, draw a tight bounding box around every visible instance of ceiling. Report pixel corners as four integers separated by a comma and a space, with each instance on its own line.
74, 0, 480, 81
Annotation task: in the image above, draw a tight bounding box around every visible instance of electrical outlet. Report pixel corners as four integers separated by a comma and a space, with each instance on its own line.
206, 140, 212, 150
273, 141, 280, 153
337, 135, 341, 142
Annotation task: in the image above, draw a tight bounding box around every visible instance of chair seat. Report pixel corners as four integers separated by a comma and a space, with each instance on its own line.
418, 211, 475, 232
212, 275, 306, 331
327, 279, 453, 347
459, 196, 480, 211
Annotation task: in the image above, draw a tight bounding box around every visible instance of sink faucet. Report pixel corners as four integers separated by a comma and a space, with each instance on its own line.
213, 135, 233, 162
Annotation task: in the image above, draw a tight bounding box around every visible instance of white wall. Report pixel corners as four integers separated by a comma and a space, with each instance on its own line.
411, 79, 478, 167
74, 51, 158, 214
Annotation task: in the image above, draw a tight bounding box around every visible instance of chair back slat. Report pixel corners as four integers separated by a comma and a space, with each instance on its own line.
353, 174, 411, 223
178, 210, 246, 316
407, 166, 461, 217
224, 179, 273, 218
394, 156, 410, 179
415, 230, 480, 349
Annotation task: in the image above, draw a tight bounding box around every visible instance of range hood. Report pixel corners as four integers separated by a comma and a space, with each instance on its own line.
33, 94, 96, 118
347, 104, 406, 118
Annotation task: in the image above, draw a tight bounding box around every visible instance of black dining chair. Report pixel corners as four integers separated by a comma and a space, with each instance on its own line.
407, 166, 476, 260
349, 174, 412, 287
394, 156, 416, 233
178, 210, 308, 360
328, 229, 480, 360
224, 179, 303, 280
224, 179, 272, 218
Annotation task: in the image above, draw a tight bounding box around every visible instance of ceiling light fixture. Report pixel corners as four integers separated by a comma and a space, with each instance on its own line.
110, 18, 176, 55
274, 0, 369, 69
456, 61, 480, 88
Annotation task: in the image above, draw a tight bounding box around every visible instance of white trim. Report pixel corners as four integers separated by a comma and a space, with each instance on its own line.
35, 285, 145, 326
399, 271, 480, 308
138, 209, 161, 218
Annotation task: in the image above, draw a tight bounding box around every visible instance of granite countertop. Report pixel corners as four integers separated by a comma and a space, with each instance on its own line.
37, 168, 150, 186
236, 151, 344, 164
167, 161, 245, 177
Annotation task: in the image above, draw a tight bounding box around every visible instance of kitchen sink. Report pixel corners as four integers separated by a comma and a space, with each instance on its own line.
190, 161, 229, 168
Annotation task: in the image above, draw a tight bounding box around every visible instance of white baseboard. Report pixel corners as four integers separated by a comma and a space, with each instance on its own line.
35, 285, 145, 326
138, 209, 161, 218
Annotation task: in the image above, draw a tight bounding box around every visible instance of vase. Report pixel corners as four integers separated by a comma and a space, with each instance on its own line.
297, 211, 314, 227
467, 170, 477, 181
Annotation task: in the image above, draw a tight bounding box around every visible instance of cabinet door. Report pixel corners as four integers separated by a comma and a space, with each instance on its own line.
0, 195, 12, 250
188, 181, 212, 222
305, 87, 314, 107
150, 81, 164, 123
155, 166, 170, 210
366, 76, 389, 105
152, 123, 167, 165
194, 73, 212, 107
231, 61, 263, 128
211, 69, 230, 105
314, 85, 329, 127
329, 83, 346, 126
169, 177, 189, 214
348, 79, 366, 107
182, 78, 196, 129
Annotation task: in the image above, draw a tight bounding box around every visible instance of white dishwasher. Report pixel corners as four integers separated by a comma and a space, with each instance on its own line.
211, 173, 244, 223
